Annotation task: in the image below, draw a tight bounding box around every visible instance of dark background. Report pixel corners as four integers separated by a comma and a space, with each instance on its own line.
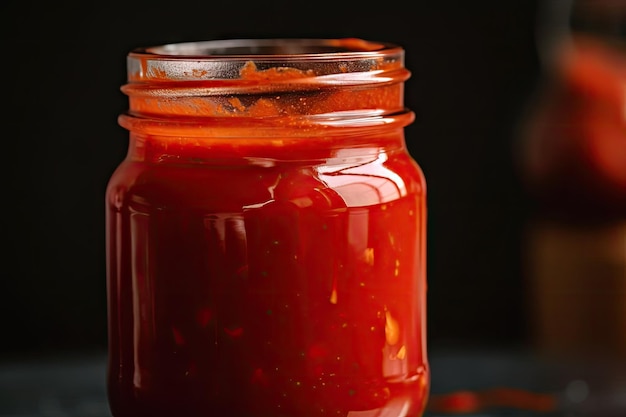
2, 0, 543, 357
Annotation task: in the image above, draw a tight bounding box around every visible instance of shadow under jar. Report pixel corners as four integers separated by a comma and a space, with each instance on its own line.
106, 38, 429, 417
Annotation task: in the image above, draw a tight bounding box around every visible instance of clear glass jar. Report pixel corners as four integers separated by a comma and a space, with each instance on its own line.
106, 38, 429, 417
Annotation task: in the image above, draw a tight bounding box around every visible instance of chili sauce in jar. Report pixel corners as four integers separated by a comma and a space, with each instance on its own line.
106, 38, 429, 417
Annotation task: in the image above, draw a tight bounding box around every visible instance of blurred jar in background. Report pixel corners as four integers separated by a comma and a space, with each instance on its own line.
518, 0, 626, 359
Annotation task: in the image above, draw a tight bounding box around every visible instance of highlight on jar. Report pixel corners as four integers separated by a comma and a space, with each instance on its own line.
106, 38, 429, 417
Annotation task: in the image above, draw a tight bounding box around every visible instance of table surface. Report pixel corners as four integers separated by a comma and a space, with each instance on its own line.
1, 347, 624, 417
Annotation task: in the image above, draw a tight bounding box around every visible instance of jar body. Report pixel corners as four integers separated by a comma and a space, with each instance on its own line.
106, 39, 428, 417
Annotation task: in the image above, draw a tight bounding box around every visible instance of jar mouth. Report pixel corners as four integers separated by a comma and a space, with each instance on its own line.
136, 38, 399, 60
126, 38, 407, 83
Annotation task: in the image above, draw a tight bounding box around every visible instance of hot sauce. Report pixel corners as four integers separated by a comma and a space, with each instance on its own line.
106, 38, 428, 417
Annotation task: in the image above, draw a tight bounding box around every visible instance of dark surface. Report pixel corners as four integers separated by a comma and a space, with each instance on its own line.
2, 347, 625, 417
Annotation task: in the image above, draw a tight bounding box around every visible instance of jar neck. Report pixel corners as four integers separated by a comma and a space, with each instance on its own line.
119, 38, 413, 138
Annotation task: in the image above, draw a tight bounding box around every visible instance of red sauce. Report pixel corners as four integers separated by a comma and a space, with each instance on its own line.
106, 39, 428, 417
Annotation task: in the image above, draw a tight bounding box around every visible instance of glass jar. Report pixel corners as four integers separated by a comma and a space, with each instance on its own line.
106, 38, 429, 417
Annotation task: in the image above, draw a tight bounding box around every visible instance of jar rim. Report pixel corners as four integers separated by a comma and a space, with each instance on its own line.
131, 38, 402, 61
126, 38, 407, 83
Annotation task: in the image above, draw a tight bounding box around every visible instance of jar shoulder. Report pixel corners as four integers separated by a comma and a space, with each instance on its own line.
105, 151, 425, 212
